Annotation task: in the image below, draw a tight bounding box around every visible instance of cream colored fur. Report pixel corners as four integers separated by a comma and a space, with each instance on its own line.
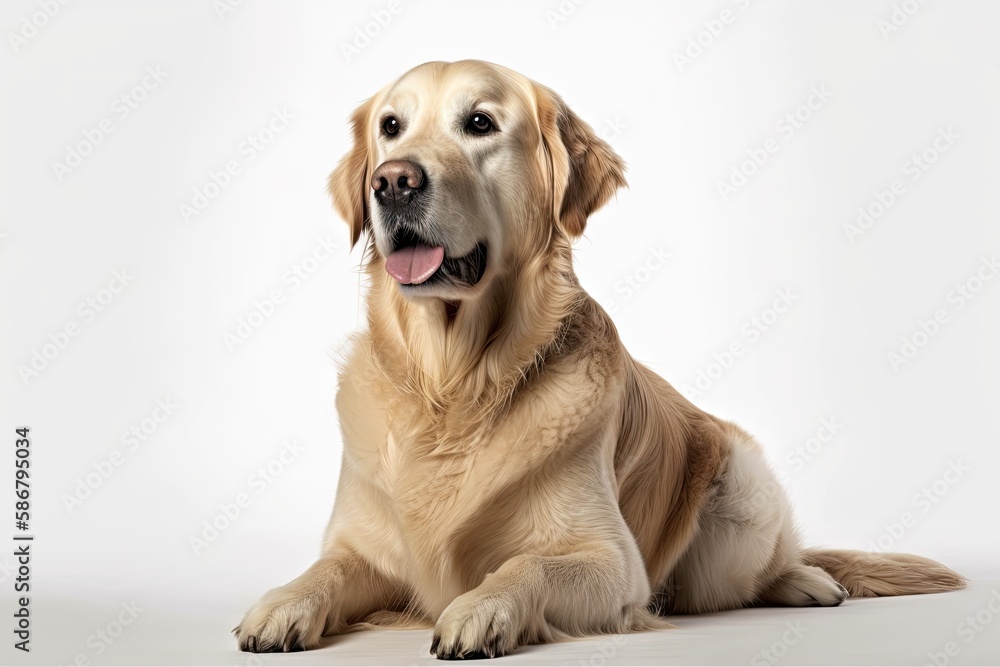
235, 61, 964, 658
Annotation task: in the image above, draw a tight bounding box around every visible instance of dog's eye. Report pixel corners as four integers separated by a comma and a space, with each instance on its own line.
465, 112, 495, 135
381, 116, 400, 137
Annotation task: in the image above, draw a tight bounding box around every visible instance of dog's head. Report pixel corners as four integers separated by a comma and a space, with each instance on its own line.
329, 60, 625, 300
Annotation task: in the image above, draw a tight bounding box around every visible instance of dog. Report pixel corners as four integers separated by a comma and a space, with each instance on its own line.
235, 60, 964, 658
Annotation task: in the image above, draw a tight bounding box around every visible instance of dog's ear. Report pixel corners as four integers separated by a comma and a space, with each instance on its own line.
535, 85, 626, 238
328, 98, 375, 248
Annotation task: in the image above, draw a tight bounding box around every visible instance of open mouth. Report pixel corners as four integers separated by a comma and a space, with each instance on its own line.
384, 227, 487, 289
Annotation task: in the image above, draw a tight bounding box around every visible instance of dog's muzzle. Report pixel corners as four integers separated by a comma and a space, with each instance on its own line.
371, 160, 487, 288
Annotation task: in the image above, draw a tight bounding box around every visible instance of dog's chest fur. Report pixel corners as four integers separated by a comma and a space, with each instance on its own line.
335, 337, 615, 613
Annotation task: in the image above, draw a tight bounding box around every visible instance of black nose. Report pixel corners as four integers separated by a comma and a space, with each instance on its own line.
371, 160, 425, 208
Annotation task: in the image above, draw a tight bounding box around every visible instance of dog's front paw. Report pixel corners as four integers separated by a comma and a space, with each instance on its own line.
431, 590, 524, 659
234, 585, 330, 653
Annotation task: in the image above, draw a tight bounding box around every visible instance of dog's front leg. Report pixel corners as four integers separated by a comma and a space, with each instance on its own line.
431, 548, 653, 659
235, 550, 399, 652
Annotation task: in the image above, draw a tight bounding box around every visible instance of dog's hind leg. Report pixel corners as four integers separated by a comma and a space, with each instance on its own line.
758, 563, 850, 607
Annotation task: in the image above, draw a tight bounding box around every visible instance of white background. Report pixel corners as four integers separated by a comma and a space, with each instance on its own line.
1, 1, 998, 664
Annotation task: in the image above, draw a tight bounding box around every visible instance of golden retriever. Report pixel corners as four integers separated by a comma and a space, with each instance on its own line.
235, 60, 964, 658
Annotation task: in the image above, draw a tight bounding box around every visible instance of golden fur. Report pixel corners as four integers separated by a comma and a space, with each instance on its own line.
235, 60, 964, 658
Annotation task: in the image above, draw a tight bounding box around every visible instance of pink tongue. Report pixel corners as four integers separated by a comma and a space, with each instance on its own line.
385, 244, 445, 285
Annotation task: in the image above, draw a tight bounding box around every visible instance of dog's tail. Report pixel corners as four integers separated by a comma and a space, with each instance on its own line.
802, 549, 966, 598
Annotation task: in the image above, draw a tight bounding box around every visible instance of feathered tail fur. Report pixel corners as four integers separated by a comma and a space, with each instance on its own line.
802, 549, 966, 598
